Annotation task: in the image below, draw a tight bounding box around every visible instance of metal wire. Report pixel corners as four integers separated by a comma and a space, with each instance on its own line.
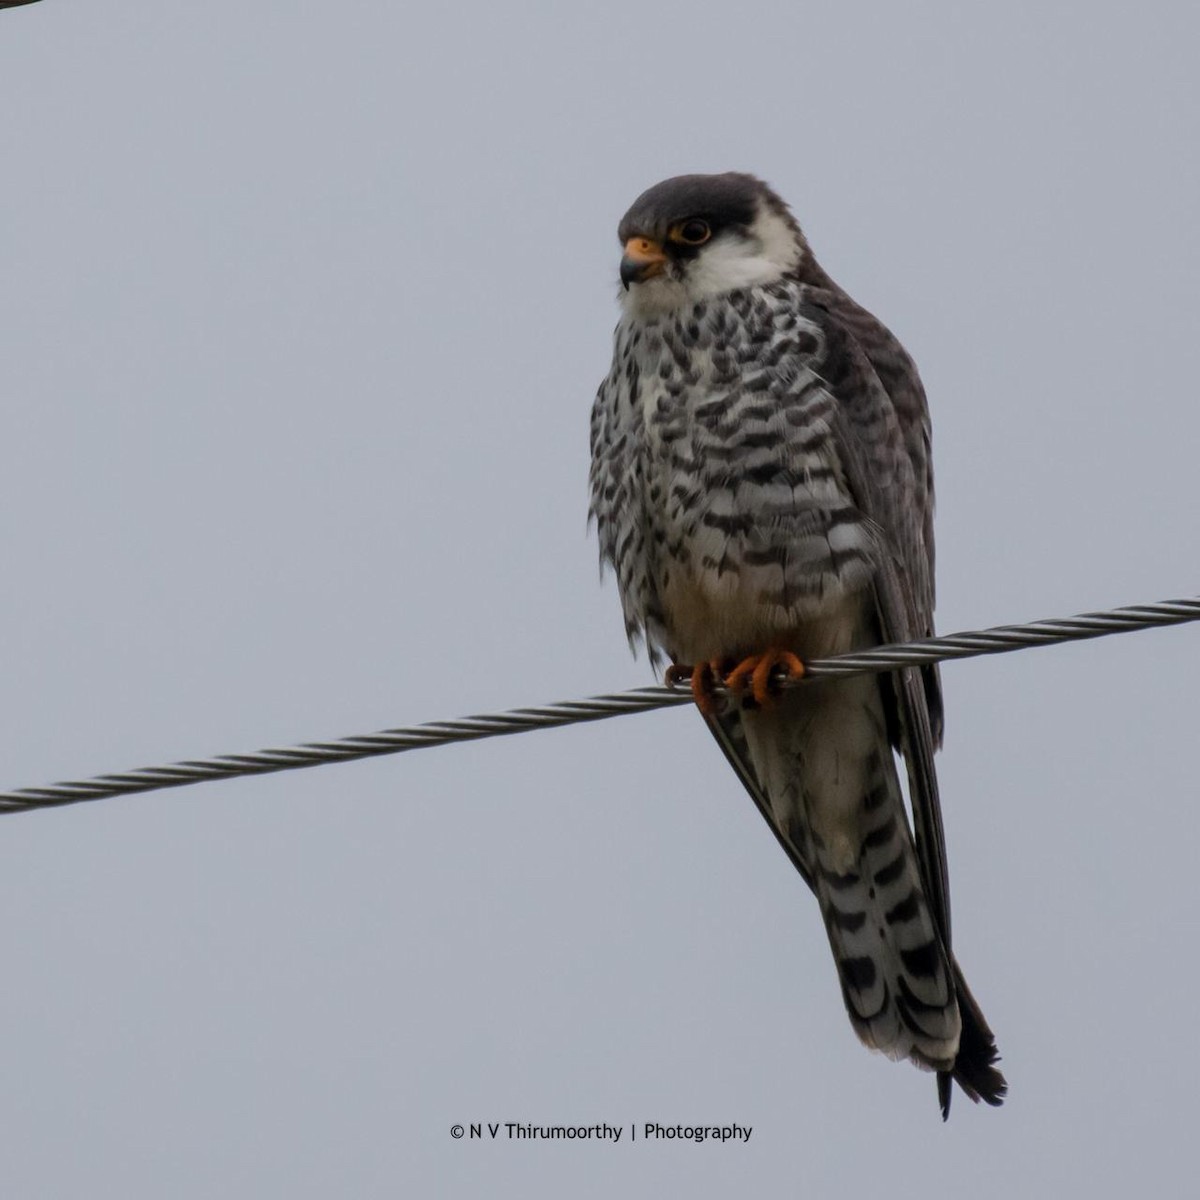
2, 595, 1196, 816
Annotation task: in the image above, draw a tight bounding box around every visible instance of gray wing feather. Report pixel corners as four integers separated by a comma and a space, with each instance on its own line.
802, 290, 1003, 1113
806, 290, 944, 745
798, 292, 951, 933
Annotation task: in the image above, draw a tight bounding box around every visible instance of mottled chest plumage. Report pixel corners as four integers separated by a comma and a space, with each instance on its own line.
589, 280, 877, 664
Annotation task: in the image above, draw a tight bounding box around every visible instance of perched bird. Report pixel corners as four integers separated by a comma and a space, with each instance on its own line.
589, 173, 1005, 1117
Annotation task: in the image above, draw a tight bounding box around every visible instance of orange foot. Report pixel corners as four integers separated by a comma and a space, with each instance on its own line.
665, 660, 729, 718
724, 648, 806, 708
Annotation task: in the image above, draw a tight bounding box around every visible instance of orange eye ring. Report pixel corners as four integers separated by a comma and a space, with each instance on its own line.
669, 219, 712, 246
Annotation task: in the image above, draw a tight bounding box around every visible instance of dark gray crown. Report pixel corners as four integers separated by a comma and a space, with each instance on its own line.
617, 173, 794, 243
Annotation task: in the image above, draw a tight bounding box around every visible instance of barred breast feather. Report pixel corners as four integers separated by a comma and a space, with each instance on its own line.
590, 282, 881, 665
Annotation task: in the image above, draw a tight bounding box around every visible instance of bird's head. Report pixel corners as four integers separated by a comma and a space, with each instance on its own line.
615, 173, 809, 317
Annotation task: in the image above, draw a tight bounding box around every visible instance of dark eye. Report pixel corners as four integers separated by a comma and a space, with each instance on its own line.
673, 219, 711, 246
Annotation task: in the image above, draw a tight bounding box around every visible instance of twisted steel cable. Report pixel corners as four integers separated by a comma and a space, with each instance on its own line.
2, 595, 1197, 816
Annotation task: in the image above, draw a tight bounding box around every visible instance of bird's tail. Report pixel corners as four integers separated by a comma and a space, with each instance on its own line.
737, 672, 1006, 1114
811, 759, 962, 1076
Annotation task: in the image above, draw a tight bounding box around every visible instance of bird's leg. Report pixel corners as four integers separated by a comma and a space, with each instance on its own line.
724, 648, 806, 709
664, 659, 730, 717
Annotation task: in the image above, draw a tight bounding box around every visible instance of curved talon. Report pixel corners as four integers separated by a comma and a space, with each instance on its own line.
692, 663, 719, 716
665, 660, 729, 717
725, 648, 806, 708
663, 664, 690, 690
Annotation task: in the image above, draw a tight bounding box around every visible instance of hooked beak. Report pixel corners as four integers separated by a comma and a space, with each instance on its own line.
620, 236, 666, 289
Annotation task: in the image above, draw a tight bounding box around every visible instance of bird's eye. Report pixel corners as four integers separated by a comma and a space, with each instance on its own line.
672, 219, 712, 246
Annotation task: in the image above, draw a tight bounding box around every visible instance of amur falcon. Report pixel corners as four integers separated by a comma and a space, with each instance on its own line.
589, 173, 1005, 1117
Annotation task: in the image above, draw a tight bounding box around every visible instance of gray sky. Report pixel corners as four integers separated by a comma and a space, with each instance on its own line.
3, 1, 1199, 1195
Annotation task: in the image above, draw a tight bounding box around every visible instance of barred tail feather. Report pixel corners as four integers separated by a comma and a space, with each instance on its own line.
734, 667, 1005, 1115
814, 761, 960, 1074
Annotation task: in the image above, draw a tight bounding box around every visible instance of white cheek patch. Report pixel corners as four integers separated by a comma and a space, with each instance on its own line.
752, 206, 805, 276
618, 206, 803, 318
688, 232, 789, 295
